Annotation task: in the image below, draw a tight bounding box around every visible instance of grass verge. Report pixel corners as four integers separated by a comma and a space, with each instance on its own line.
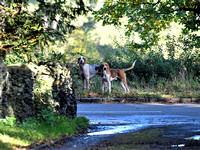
74, 76, 200, 99
0, 115, 89, 150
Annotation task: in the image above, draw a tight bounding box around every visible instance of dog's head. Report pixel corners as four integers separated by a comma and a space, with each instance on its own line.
101, 63, 110, 71
95, 63, 110, 75
78, 56, 86, 65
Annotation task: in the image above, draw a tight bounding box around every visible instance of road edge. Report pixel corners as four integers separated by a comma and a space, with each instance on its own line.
77, 97, 200, 103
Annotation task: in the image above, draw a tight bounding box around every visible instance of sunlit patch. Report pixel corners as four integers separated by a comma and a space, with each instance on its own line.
171, 144, 185, 148
0, 133, 29, 147
88, 124, 146, 136
185, 135, 200, 140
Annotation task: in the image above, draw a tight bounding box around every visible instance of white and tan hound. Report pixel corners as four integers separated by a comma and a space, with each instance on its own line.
97, 61, 136, 93
78, 56, 100, 91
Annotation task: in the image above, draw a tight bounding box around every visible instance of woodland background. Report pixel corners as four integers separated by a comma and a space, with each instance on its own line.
0, 0, 199, 148
1, 0, 200, 97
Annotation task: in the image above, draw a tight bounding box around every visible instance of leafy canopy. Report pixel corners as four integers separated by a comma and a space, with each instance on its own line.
93, 0, 200, 52
0, 0, 91, 59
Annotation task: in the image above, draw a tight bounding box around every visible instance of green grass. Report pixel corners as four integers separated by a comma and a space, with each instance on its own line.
74, 75, 200, 99
0, 115, 89, 149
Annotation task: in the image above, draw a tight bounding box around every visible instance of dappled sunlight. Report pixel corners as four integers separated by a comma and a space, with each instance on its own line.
0, 133, 30, 147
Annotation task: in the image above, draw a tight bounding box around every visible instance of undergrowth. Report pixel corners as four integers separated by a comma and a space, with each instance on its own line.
0, 111, 89, 150
73, 34, 199, 98
74, 74, 200, 98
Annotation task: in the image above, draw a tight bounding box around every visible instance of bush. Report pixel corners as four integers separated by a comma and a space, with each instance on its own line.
100, 34, 199, 84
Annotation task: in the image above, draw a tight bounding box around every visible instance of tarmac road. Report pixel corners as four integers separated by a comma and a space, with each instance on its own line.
78, 103, 200, 125
55, 103, 200, 150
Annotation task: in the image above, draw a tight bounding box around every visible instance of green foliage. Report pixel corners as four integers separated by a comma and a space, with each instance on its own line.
0, 114, 89, 149
61, 28, 101, 63
100, 33, 200, 83
34, 74, 56, 111
0, 0, 91, 59
1, 116, 16, 127
73, 32, 199, 98
37, 109, 57, 126
74, 116, 90, 131
93, 0, 200, 53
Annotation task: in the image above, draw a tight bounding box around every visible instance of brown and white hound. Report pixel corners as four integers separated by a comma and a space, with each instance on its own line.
78, 56, 100, 91
97, 60, 136, 93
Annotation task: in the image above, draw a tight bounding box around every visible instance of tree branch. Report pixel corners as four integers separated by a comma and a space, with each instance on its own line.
178, 7, 200, 14
141, 0, 161, 7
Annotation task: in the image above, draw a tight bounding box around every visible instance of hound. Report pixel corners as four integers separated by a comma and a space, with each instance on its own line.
97, 60, 136, 93
78, 56, 100, 91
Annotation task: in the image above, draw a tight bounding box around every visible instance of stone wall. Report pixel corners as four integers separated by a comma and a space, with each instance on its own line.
0, 61, 76, 122
44, 62, 77, 118
0, 60, 10, 118
6, 64, 36, 121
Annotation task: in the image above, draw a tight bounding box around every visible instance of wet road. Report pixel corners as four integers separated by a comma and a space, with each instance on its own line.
78, 103, 200, 125
56, 103, 200, 150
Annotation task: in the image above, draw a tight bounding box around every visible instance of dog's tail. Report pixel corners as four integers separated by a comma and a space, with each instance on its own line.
122, 60, 137, 72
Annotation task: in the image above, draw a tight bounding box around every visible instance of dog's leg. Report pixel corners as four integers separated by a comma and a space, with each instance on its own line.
120, 81, 127, 93
108, 81, 111, 93
104, 82, 108, 91
121, 75, 130, 93
86, 78, 90, 91
124, 81, 130, 93
101, 80, 105, 92
83, 79, 86, 91
127, 86, 130, 93
124, 82, 130, 93
81, 72, 87, 91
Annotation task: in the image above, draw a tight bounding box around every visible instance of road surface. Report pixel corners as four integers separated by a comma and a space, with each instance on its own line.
78, 103, 200, 125
56, 103, 200, 150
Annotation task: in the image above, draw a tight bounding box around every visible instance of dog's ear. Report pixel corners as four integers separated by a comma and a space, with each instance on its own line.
105, 63, 110, 70
100, 64, 104, 70
83, 57, 86, 64
96, 65, 103, 76
77, 57, 80, 64
95, 66, 99, 71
